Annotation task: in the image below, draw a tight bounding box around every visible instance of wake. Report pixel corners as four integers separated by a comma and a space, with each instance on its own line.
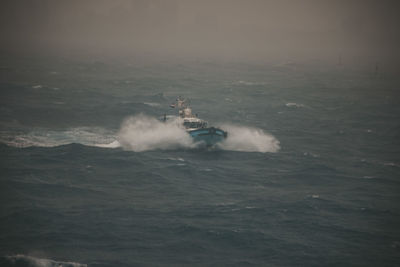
0, 254, 87, 267
0, 115, 280, 153
0, 127, 116, 148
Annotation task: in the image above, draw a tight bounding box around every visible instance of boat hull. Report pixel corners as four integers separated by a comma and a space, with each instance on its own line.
188, 127, 227, 147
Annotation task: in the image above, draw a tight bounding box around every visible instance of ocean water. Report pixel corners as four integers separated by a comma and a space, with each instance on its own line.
0, 57, 400, 266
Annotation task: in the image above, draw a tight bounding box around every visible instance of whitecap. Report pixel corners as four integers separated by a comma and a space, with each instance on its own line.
235, 80, 255, 85
383, 162, 399, 167
285, 102, 304, 108
143, 102, 160, 107
303, 152, 319, 158
95, 140, 121, 148
167, 157, 185, 162
233, 80, 265, 86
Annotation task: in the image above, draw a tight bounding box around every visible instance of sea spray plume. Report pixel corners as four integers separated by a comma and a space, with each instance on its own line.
217, 125, 280, 153
117, 114, 196, 152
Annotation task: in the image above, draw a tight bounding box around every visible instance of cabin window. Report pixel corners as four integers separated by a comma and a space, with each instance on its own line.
183, 121, 207, 128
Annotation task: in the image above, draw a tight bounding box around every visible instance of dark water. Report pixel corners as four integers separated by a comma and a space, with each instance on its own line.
1, 57, 400, 266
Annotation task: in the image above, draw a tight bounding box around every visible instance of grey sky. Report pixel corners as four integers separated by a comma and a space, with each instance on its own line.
1, 0, 399, 66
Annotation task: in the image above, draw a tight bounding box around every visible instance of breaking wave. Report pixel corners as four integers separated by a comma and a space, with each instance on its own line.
0, 254, 87, 267
0, 115, 280, 153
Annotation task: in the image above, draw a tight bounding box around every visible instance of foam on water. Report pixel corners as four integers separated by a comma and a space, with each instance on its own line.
0, 255, 87, 267
0, 128, 116, 148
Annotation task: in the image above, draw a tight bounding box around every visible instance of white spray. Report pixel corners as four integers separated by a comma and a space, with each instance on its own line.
217, 124, 280, 153
117, 114, 196, 152
116, 115, 280, 153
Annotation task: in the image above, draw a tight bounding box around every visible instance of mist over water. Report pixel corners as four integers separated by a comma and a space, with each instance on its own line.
1, 0, 399, 69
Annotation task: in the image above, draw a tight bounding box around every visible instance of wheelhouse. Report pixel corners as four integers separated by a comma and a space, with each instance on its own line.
183, 119, 207, 129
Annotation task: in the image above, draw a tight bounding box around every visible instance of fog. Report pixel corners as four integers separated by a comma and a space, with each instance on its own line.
1, 0, 399, 67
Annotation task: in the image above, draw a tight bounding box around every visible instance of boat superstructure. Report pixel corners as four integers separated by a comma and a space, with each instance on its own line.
167, 97, 227, 146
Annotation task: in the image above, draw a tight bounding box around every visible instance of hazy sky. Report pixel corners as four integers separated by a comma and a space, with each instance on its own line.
1, 0, 399, 66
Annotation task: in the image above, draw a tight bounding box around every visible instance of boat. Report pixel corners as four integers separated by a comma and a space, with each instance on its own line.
164, 97, 227, 146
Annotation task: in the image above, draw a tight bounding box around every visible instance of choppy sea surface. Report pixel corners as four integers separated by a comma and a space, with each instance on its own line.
0, 57, 399, 266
